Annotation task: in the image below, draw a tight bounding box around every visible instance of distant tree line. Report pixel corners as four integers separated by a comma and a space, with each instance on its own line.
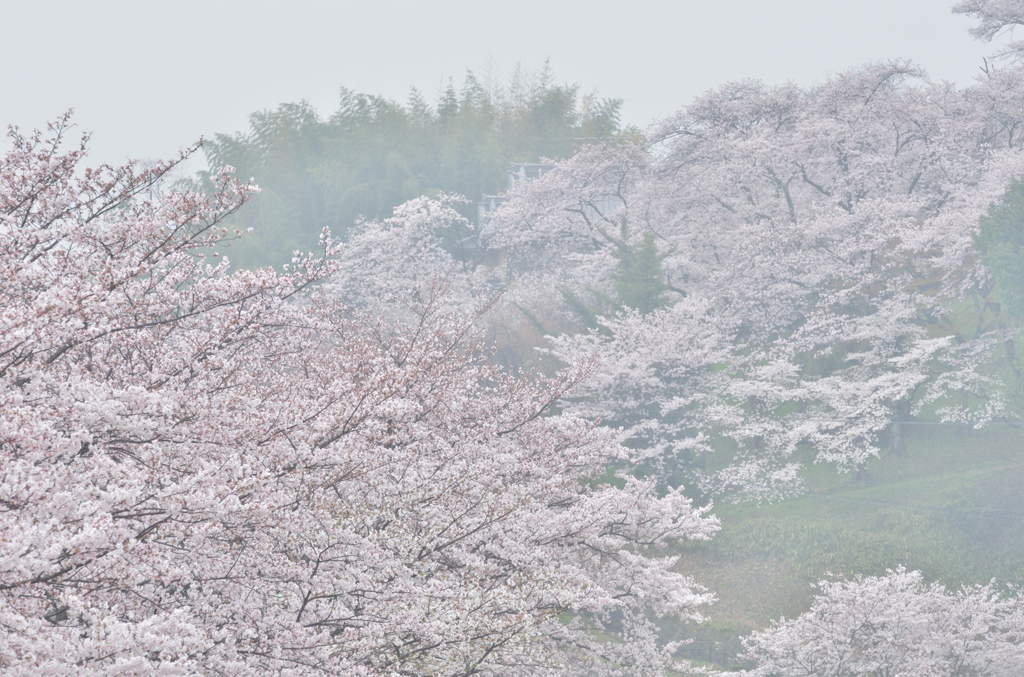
200, 63, 628, 270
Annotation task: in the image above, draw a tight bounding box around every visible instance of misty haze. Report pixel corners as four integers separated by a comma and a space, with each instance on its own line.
3, 1, 1024, 675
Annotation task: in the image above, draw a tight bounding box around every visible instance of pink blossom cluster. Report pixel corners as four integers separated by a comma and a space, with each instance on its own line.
731, 568, 1024, 676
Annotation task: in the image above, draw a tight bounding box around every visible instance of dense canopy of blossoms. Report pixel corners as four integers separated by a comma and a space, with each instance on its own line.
0, 116, 717, 676
486, 59, 1024, 500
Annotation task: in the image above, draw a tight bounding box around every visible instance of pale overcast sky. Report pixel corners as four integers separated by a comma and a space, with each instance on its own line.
0, 1, 1004, 169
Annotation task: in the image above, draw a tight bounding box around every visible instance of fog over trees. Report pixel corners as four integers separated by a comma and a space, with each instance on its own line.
198, 65, 626, 270
3, 2, 1024, 675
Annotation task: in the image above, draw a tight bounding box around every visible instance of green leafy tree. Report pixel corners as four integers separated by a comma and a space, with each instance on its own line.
562, 220, 674, 331
976, 178, 1024, 323
975, 178, 1024, 414
202, 64, 625, 270
611, 229, 673, 314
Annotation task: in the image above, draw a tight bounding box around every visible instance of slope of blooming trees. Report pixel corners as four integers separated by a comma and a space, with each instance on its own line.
305, 23, 1024, 506
0, 115, 719, 675
12, 3, 1024, 672
483, 57, 1024, 501
729, 569, 1024, 676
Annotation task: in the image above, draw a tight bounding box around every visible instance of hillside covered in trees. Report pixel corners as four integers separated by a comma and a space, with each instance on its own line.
5, 2, 1024, 676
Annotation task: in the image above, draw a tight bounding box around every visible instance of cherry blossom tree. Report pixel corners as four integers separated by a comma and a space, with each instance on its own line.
729, 568, 1024, 677
955, 0, 1024, 61
0, 115, 719, 676
325, 193, 490, 320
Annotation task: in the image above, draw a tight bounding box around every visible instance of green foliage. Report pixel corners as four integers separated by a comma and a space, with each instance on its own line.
201, 63, 625, 270
976, 178, 1024, 324
561, 220, 673, 329
610, 229, 672, 315
974, 179, 1024, 411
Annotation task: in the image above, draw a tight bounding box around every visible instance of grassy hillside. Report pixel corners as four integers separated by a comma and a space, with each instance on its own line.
666, 423, 1024, 669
